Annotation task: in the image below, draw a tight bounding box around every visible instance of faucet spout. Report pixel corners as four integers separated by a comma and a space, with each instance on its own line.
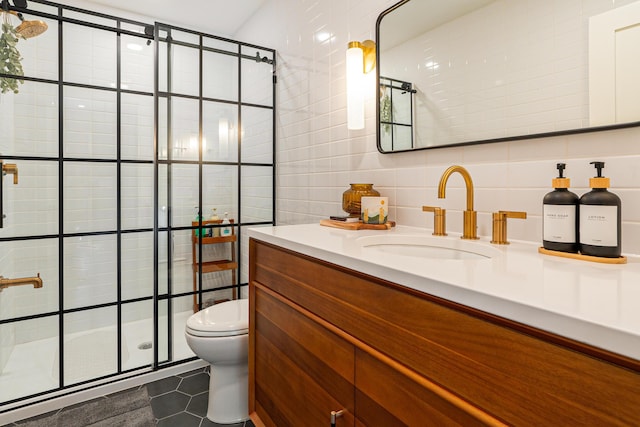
438, 165, 474, 211
437, 165, 478, 240
0, 273, 43, 291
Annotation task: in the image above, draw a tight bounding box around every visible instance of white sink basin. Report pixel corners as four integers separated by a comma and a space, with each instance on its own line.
356, 234, 501, 260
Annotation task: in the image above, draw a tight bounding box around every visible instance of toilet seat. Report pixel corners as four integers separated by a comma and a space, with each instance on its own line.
186, 299, 249, 337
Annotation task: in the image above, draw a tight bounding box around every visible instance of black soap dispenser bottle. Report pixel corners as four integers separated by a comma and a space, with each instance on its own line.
579, 161, 621, 258
543, 163, 579, 253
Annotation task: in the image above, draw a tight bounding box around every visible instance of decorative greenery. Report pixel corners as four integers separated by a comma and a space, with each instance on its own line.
380, 92, 392, 133
1, 19, 25, 94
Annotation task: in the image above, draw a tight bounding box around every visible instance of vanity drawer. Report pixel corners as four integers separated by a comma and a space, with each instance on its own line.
251, 239, 640, 426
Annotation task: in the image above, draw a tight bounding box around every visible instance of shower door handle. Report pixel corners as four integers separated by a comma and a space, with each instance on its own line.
0, 161, 3, 228
1, 161, 19, 228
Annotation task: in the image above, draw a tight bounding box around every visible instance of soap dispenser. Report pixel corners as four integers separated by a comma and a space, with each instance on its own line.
543, 163, 579, 253
221, 212, 232, 237
193, 207, 204, 238
579, 161, 621, 258
210, 208, 220, 237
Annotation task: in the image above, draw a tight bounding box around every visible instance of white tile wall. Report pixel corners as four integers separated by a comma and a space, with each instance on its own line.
235, 0, 640, 256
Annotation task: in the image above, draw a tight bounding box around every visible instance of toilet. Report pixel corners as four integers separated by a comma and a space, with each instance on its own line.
184, 299, 249, 424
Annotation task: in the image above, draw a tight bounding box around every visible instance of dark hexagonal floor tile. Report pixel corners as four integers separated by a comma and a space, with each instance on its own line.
150, 390, 190, 419
178, 372, 209, 396
177, 368, 206, 378
185, 391, 208, 417
146, 376, 181, 397
156, 411, 202, 427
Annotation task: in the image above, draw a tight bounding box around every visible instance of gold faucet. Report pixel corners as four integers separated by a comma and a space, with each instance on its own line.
491, 211, 527, 245
0, 273, 43, 291
437, 165, 478, 240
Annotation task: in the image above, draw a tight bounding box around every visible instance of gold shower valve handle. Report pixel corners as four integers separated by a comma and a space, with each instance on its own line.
422, 205, 447, 236
491, 210, 527, 245
2, 163, 18, 184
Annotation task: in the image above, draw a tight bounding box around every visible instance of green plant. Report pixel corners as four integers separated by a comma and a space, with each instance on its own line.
1, 18, 25, 94
380, 93, 392, 133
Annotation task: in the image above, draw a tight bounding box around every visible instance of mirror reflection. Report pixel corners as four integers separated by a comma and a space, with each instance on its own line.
377, 0, 640, 153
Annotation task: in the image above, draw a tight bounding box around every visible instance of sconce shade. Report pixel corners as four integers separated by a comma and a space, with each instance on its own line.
346, 42, 365, 130
346, 40, 376, 130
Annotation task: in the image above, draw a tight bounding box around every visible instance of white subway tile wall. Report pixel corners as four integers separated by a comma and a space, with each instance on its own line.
234, 0, 640, 255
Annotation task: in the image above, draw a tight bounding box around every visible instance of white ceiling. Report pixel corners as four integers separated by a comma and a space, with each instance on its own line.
65, 0, 265, 35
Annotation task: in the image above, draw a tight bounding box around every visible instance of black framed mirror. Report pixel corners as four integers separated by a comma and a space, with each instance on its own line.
376, 0, 640, 153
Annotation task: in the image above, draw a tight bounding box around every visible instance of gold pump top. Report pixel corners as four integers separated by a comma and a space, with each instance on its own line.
590, 177, 610, 189
552, 163, 570, 189
552, 177, 570, 189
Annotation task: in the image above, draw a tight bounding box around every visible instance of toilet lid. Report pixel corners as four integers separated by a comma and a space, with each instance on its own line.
186, 299, 248, 337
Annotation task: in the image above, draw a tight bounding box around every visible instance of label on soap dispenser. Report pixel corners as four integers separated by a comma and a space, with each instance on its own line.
543, 205, 576, 242
579, 205, 618, 246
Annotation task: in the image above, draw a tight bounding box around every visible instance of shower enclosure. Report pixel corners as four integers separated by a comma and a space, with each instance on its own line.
0, 0, 275, 411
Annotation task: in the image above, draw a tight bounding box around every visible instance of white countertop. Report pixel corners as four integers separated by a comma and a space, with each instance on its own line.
248, 224, 640, 361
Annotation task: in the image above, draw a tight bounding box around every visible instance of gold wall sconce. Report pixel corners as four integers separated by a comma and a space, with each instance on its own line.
346, 40, 376, 130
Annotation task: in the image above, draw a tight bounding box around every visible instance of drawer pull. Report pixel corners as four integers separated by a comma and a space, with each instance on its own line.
330, 409, 344, 427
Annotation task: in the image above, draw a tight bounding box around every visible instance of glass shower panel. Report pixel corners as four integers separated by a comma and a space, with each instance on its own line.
203, 101, 238, 162
241, 48, 273, 106
63, 10, 116, 27
121, 300, 154, 371
158, 230, 169, 297
171, 97, 200, 162
241, 166, 273, 223
169, 164, 199, 227
171, 295, 195, 361
121, 94, 153, 161
158, 164, 169, 228
121, 34, 155, 93
121, 232, 154, 300
62, 306, 117, 386
63, 87, 117, 159
0, 160, 58, 238
0, 315, 59, 404
18, 15, 58, 81
171, 229, 193, 297
170, 44, 199, 97
203, 37, 237, 53
0, 238, 58, 320
63, 23, 116, 87
0, 81, 58, 157
63, 234, 117, 310
63, 162, 117, 233
157, 299, 169, 364
121, 163, 154, 230
241, 106, 273, 164
202, 164, 238, 219
203, 51, 238, 102
157, 97, 168, 160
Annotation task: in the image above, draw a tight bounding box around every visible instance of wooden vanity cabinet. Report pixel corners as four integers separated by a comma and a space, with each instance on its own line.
249, 239, 640, 426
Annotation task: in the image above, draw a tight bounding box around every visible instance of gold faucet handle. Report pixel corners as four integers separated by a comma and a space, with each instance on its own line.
491, 211, 527, 245
422, 206, 447, 236
2, 163, 18, 184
